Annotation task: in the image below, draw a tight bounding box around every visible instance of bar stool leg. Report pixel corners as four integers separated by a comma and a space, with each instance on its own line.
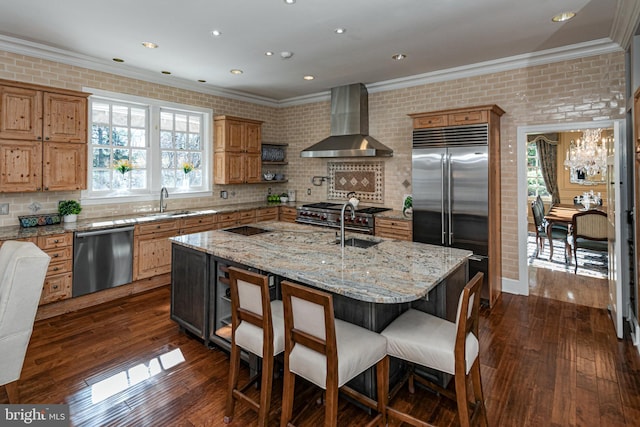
258, 352, 275, 427
325, 374, 339, 427
455, 372, 471, 427
280, 364, 295, 427
471, 361, 489, 427
224, 341, 241, 423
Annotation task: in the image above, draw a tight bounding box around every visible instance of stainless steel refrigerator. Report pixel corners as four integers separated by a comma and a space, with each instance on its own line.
412, 124, 489, 296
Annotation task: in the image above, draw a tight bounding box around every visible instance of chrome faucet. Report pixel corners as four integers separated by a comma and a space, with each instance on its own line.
159, 187, 169, 212
339, 201, 356, 248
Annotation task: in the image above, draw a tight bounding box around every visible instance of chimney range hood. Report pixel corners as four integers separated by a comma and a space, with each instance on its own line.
301, 83, 393, 158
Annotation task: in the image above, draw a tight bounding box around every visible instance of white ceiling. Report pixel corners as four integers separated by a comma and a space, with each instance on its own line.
0, 0, 637, 103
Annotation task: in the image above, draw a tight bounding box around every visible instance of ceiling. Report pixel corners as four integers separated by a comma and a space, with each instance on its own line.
0, 0, 636, 103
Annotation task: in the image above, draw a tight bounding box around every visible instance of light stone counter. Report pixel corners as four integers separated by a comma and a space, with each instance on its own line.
170, 221, 471, 304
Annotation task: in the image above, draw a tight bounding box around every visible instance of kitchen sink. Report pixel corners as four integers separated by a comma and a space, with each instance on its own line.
140, 210, 193, 219
336, 237, 380, 249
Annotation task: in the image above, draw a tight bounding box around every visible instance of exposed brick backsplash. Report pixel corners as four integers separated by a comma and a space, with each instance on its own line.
0, 50, 625, 282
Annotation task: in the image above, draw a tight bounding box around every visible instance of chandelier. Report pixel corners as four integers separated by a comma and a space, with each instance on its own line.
563, 128, 609, 178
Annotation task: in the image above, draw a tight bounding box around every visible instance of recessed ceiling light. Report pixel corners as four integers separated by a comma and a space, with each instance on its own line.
197, 79, 206, 83
265, 51, 274, 56
334, 28, 346, 34
210, 30, 222, 37
142, 41, 158, 49
112, 58, 124, 63
303, 75, 315, 81
552, 12, 576, 22
280, 51, 294, 60
230, 69, 243, 75
392, 53, 407, 61
284, 0, 295, 4
161, 70, 171, 75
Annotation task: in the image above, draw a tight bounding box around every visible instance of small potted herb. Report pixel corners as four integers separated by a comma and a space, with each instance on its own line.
58, 200, 82, 223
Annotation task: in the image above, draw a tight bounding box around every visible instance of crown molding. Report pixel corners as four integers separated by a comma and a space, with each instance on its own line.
0, 34, 623, 109
610, 0, 640, 50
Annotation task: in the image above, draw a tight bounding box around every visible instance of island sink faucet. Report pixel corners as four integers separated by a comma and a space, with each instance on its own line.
160, 187, 169, 212
339, 201, 356, 248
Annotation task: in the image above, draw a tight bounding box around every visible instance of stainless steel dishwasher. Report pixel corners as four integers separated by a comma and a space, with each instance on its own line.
73, 226, 134, 297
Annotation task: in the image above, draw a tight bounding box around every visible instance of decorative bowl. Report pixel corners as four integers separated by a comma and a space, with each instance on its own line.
274, 173, 284, 181
280, 196, 289, 203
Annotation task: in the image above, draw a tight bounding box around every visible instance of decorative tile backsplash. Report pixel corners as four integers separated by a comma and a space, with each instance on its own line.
328, 162, 384, 203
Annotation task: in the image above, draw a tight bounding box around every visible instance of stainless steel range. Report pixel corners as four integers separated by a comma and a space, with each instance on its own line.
296, 202, 390, 234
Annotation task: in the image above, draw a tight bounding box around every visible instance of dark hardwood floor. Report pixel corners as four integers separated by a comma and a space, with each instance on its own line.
2, 286, 639, 426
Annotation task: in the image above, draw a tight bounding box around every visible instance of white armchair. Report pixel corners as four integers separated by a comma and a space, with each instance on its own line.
0, 241, 50, 403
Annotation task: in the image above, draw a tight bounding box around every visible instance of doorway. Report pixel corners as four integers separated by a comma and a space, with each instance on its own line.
516, 121, 626, 328
525, 128, 609, 308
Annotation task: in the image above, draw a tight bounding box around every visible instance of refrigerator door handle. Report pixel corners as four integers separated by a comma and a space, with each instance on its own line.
440, 153, 446, 245
447, 152, 453, 245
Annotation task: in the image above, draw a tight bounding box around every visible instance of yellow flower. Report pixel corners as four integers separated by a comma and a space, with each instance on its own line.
114, 159, 133, 174
182, 162, 195, 174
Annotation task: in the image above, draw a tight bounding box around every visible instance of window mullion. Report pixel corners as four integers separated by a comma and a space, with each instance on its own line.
149, 105, 161, 192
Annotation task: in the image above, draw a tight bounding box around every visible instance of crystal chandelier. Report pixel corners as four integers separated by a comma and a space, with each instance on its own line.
563, 128, 609, 178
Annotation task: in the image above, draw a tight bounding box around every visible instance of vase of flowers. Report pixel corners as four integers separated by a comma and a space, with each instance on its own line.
182, 162, 195, 188
58, 199, 82, 223
114, 159, 133, 190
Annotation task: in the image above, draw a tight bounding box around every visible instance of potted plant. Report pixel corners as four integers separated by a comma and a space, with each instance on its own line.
58, 200, 82, 223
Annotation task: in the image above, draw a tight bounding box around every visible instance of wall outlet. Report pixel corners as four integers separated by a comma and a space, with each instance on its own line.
0, 203, 8, 215
307, 188, 311, 196
220, 190, 228, 199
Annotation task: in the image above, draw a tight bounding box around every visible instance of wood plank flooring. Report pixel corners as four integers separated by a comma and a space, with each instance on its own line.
2, 286, 639, 426
528, 265, 609, 309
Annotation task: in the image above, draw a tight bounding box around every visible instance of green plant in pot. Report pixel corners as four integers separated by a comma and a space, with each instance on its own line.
58, 200, 82, 223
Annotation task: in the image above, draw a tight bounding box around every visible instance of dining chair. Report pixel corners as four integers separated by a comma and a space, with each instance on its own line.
224, 267, 285, 427
279, 280, 388, 427
0, 241, 50, 403
381, 272, 487, 427
530, 200, 570, 261
570, 210, 608, 273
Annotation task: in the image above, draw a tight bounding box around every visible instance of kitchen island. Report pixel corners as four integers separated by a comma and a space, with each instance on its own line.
169, 221, 471, 396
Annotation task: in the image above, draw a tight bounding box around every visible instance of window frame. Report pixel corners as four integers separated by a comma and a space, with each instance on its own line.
81, 89, 213, 206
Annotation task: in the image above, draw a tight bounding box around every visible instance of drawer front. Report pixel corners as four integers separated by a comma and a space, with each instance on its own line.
181, 215, 215, 229
40, 272, 72, 305
47, 259, 73, 276
239, 210, 256, 220
449, 110, 487, 125
137, 219, 180, 235
257, 207, 278, 217
43, 246, 72, 262
216, 212, 238, 223
413, 115, 448, 129
38, 233, 72, 249
217, 220, 238, 229
376, 218, 412, 231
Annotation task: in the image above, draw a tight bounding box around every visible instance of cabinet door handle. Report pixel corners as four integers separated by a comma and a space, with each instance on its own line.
53, 254, 59, 258
44, 186, 49, 191
53, 239, 59, 243
52, 285, 59, 290
37, 136, 42, 140
45, 137, 50, 141
52, 267, 59, 271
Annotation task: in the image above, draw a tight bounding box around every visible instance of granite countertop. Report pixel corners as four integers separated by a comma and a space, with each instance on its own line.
170, 221, 469, 304
0, 201, 410, 241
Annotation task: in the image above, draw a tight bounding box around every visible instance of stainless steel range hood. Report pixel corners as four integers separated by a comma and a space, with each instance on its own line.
301, 83, 393, 158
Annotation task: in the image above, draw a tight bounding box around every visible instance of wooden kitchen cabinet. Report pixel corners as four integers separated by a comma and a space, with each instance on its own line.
279, 206, 297, 222
375, 217, 412, 241
213, 115, 263, 184
410, 106, 489, 129
256, 207, 278, 222
0, 140, 42, 191
134, 219, 180, 280
37, 232, 73, 305
0, 79, 89, 193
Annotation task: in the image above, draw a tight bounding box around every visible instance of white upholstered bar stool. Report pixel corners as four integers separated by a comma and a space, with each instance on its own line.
279, 280, 388, 427
224, 267, 285, 427
381, 272, 488, 427
0, 241, 50, 403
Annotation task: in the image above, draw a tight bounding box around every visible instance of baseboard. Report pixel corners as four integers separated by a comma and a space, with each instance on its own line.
501, 277, 528, 296
628, 310, 640, 354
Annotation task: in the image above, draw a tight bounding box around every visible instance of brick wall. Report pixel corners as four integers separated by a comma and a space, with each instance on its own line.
0, 49, 625, 282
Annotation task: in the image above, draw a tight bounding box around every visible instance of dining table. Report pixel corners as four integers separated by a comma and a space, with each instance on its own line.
543, 203, 604, 261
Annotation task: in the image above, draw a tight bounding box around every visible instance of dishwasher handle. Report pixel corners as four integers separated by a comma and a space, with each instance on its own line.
75, 226, 135, 238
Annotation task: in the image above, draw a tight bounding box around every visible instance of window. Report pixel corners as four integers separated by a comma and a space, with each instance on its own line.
526, 142, 550, 198
84, 90, 212, 203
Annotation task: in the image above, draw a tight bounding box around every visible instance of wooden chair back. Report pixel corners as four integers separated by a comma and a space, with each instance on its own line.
454, 272, 484, 377
572, 209, 608, 241
228, 267, 273, 355
280, 281, 338, 383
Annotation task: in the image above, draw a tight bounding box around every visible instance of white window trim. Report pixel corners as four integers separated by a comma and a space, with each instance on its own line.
81, 88, 213, 206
